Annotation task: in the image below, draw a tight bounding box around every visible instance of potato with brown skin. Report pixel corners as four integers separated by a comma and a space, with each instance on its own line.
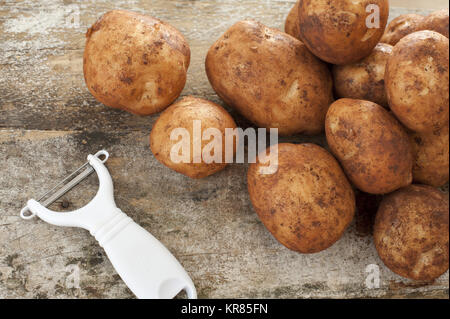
410, 125, 449, 187
325, 99, 413, 194
84, 10, 190, 115
150, 96, 237, 179
206, 20, 333, 136
247, 143, 355, 254
418, 9, 449, 38
298, 0, 389, 65
332, 43, 393, 108
285, 0, 301, 40
374, 185, 449, 281
380, 14, 424, 46
385, 31, 449, 133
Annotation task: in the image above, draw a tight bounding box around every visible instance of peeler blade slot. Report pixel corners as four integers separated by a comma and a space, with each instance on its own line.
37, 162, 89, 202
40, 165, 95, 208
20, 150, 110, 220
37, 150, 109, 209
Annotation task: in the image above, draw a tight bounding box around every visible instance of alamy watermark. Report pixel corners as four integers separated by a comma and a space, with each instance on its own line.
64, 5, 80, 29
65, 264, 80, 289
365, 264, 381, 289
366, 4, 381, 29
170, 121, 279, 175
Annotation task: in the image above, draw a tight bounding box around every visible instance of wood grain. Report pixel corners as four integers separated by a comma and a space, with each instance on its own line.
0, 0, 448, 299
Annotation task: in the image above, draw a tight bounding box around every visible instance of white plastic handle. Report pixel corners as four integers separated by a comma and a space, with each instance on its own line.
101, 217, 197, 299
21, 151, 197, 299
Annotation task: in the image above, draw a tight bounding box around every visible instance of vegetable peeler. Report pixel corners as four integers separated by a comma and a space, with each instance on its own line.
20, 150, 197, 299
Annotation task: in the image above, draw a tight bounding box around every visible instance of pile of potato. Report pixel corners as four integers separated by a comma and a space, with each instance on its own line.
82, 2, 449, 283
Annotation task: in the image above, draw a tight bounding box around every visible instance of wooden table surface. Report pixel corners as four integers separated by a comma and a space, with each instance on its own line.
0, 0, 448, 299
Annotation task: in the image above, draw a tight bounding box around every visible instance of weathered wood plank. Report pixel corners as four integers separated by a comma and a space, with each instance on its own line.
1, 130, 448, 299
0, 1, 438, 131
0, 0, 448, 299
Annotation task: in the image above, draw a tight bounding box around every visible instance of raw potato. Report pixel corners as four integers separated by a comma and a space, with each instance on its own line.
206, 20, 333, 136
385, 31, 449, 133
84, 10, 190, 115
332, 43, 393, 108
150, 96, 237, 179
247, 143, 355, 254
380, 14, 424, 46
285, 0, 301, 40
418, 9, 449, 38
374, 185, 449, 281
298, 0, 389, 65
410, 125, 449, 187
325, 99, 413, 194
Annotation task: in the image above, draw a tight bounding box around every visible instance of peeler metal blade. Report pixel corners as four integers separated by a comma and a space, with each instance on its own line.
20, 150, 109, 219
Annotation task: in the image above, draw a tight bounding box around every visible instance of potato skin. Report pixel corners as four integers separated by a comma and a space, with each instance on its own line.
150, 96, 237, 179
298, 0, 389, 65
418, 9, 449, 38
380, 14, 424, 46
410, 125, 449, 187
332, 43, 393, 108
247, 143, 355, 254
325, 99, 413, 194
205, 20, 333, 136
285, 0, 301, 40
84, 10, 190, 115
374, 185, 449, 281
385, 31, 449, 133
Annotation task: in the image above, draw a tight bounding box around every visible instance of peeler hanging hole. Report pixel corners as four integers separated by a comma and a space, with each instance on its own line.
174, 289, 188, 299
93, 150, 109, 163
20, 206, 36, 220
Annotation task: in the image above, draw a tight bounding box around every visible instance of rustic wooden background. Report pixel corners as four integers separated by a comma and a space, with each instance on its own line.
0, 0, 448, 299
